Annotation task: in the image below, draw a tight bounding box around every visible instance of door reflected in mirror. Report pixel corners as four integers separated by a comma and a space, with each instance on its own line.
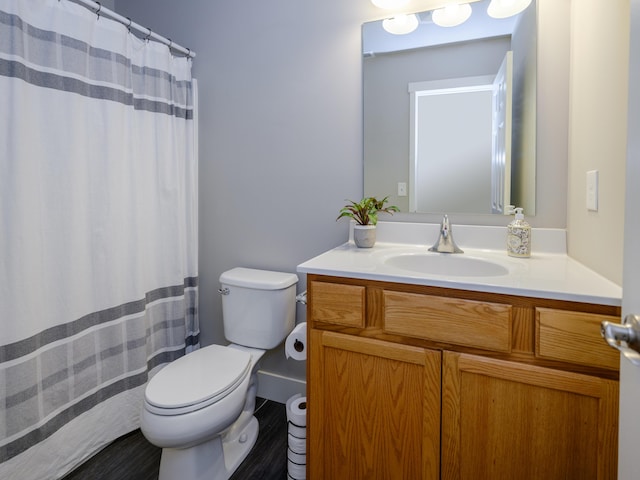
363, 0, 536, 215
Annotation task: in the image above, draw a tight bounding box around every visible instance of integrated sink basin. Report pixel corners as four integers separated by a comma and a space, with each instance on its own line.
384, 253, 510, 277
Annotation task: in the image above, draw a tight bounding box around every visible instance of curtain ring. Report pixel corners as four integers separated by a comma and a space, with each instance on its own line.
126, 17, 132, 33
144, 28, 152, 42
94, 1, 101, 18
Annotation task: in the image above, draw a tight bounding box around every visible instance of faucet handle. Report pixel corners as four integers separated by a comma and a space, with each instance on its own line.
429, 214, 464, 254
441, 214, 452, 234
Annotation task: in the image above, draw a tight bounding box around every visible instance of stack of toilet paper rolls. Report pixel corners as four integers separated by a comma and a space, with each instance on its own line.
286, 393, 306, 479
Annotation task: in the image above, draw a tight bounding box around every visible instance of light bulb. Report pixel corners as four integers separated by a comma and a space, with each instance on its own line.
382, 13, 419, 35
371, 0, 410, 9
487, 0, 532, 19
432, 3, 472, 28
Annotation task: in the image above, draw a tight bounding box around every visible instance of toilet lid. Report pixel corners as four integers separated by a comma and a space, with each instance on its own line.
145, 345, 251, 411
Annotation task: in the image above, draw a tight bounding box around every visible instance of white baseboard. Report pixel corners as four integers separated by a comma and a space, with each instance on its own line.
256, 370, 306, 404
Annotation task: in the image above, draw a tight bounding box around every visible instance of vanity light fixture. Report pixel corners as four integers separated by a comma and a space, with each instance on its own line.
382, 13, 419, 35
487, 0, 532, 18
432, 2, 473, 28
371, 0, 410, 9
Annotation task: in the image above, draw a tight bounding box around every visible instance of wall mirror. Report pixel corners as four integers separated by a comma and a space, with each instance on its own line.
363, 0, 537, 215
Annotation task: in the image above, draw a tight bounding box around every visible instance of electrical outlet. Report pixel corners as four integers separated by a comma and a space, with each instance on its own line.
586, 170, 598, 211
398, 182, 407, 197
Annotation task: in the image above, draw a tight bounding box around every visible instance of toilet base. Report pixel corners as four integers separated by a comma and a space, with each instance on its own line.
158, 415, 259, 480
222, 415, 259, 475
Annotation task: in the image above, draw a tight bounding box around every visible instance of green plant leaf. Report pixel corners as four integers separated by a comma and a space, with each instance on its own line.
336, 196, 399, 225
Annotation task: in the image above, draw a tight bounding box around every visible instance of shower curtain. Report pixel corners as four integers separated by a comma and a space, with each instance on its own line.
0, 0, 199, 478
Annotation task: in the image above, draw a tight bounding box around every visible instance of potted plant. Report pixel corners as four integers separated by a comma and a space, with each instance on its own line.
337, 196, 399, 248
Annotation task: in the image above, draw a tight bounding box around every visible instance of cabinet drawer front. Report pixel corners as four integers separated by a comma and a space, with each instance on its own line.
536, 308, 619, 370
383, 291, 512, 352
310, 281, 365, 327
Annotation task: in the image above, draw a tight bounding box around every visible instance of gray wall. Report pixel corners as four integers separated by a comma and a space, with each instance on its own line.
113, 0, 569, 390
510, 2, 537, 216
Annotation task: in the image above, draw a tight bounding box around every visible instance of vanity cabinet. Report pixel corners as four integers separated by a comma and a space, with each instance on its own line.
442, 352, 618, 479
306, 275, 621, 480
308, 330, 441, 479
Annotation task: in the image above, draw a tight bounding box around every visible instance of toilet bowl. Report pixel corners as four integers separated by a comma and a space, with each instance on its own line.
140, 267, 298, 480
141, 344, 265, 480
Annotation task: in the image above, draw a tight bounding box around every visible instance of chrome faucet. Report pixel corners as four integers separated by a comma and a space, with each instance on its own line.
429, 215, 463, 254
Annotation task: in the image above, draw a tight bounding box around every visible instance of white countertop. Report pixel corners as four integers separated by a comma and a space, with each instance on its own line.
297, 222, 622, 306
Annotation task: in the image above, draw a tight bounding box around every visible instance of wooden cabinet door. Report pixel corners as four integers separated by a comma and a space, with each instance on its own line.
308, 329, 441, 480
442, 352, 619, 480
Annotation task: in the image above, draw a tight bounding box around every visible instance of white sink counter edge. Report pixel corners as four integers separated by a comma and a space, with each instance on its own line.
297, 222, 622, 306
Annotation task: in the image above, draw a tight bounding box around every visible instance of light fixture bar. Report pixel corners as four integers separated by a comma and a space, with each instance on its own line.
487, 0, 533, 19
371, 0, 410, 9
382, 13, 419, 35
432, 3, 473, 28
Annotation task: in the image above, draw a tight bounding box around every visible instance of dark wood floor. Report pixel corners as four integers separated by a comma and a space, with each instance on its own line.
62, 398, 288, 480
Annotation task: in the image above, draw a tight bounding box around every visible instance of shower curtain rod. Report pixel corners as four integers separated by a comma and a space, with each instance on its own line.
70, 0, 196, 58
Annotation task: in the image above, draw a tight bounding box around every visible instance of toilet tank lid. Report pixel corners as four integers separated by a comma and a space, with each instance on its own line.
219, 267, 298, 290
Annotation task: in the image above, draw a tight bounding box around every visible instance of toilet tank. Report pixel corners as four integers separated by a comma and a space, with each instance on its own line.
219, 267, 298, 349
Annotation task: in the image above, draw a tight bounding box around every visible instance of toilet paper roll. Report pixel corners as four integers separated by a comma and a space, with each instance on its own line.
287, 449, 306, 465
286, 393, 302, 423
288, 433, 306, 455
285, 322, 307, 361
286, 394, 307, 427
287, 458, 306, 479
288, 422, 306, 439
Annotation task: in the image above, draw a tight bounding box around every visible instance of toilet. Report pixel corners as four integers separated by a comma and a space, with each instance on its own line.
140, 267, 298, 480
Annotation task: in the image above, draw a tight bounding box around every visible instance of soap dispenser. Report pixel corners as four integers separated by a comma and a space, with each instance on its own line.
507, 207, 531, 257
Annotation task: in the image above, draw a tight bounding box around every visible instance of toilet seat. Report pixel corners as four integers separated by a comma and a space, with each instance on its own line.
144, 345, 252, 416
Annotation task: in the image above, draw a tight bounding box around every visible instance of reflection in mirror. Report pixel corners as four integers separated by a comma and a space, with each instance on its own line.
363, 0, 536, 215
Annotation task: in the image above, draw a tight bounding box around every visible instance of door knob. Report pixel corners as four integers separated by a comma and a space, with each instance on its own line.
601, 314, 640, 365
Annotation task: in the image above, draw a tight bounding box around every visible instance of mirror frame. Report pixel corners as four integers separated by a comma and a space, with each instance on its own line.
363, 0, 537, 216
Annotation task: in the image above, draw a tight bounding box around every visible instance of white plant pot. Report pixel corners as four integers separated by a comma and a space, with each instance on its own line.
353, 225, 376, 248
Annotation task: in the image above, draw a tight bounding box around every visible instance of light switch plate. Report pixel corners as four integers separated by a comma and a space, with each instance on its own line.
397, 182, 407, 197
586, 170, 598, 211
